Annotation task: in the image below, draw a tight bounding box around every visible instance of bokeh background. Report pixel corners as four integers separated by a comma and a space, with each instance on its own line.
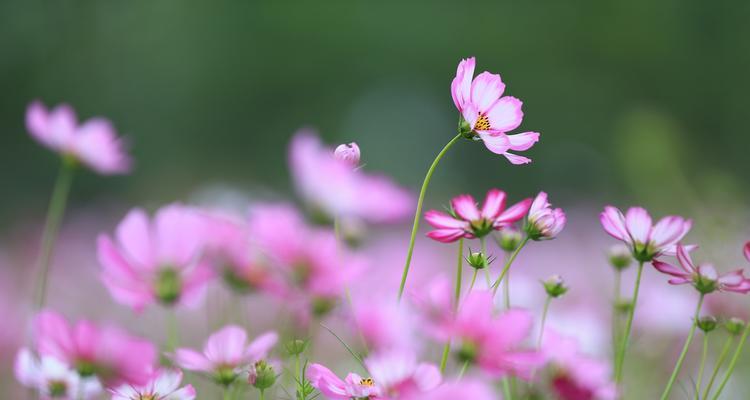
2, 0, 750, 397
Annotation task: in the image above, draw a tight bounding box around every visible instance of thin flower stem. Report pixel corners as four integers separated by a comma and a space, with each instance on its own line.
166, 308, 179, 352
710, 322, 750, 400
468, 268, 479, 293
612, 268, 622, 372
259, 390, 265, 400
702, 335, 734, 399
660, 293, 705, 400
441, 239, 464, 373
695, 332, 710, 399
456, 360, 469, 380
491, 236, 530, 297
503, 267, 511, 309
333, 218, 369, 354
223, 387, 232, 400
397, 133, 463, 302
537, 295, 552, 348
33, 159, 75, 310
614, 260, 644, 384
480, 237, 492, 288
501, 378, 513, 400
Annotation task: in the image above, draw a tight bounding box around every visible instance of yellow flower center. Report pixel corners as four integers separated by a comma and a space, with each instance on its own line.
474, 113, 491, 131
360, 377, 375, 387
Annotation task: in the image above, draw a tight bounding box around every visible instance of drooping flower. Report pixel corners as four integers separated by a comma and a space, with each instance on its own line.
600, 206, 692, 262
173, 325, 277, 386
653, 244, 750, 294
451, 57, 540, 164
334, 142, 361, 166
525, 191, 566, 240
306, 363, 382, 400
425, 189, 531, 243
15, 349, 102, 399
109, 369, 196, 400
33, 310, 157, 388
542, 329, 618, 400
26, 101, 131, 174
289, 130, 412, 224
97, 204, 214, 311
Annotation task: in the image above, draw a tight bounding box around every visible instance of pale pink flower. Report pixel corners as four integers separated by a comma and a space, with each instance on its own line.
542, 329, 617, 400
289, 130, 412, 223
307, 363, 382, 400
334, 142, 361, 166
653, 244, 750, 294
26, 101, 131, 174
351, 297, 418, 353
364, 351, 441, 398
33, 310, 157, 388
97, 204, 214, 311
15, 348, 102, 399
600, 206, 692, 261
110, 368, 196, 400
525, 191, 566, 240
415, 380, 496, 400
425, 189, 531, 243
173, 325, 277, 385
451, 57, 540, 164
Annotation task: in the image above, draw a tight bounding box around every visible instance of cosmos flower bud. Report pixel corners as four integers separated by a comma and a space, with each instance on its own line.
334, 142, 360, 166
542, 275, 568, 298
249, 360, 276, 390
725, 318, 746, 336
525, 192, 566, 241
697, 316, 718, 333
607, 244, 633, 271
497, 228, 523, 252
284, 339, 308, 356
466, 250, 494, 270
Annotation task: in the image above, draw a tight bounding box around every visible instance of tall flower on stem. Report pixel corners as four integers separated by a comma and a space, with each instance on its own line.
600, 205, 692, 384
26, 101, 132, 310
398, 57, 541, 301
109, 369, 196, 400
15, 349, 102, 399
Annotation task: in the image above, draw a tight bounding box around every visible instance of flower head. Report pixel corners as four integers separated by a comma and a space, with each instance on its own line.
600, 206, 692, 262
542, 274, 569, 298
334, 142, 361, 166
15, 349, 102, 399
525, 191, 566, 240
173, 325, 277, 386
97, 204, 214, 311
26, 101, 131, 174
425, 189, 531, 243
364, 351, 441, 398
607, 244, 633, 270
109, 369, 196, 400
33, 310, 157, 388
652, 244, 750, 294
451, 57, 540, 164
306, 363, 382, 400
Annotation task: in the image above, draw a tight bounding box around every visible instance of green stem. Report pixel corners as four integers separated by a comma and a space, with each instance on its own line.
468, 268, 479, 293
660, 293, 705, 400
33, 159, 75, 310
223, 387, 232, 400
490, 236, 530, 297
501, 378, 513, 400
612, 268, 623, 372
503, 266, 511, 309
480, 237, 492, 288
614, 260, 644, 384
259, 389, 265, 400
703, 335, 734, 399
537, 295, 552, 348
441, 239, 464, 373
710, 322, 750, 400
457, 360, 469, 380
695, 332, 710, 399
397, 133, 463, 302
166, 308, 179, 352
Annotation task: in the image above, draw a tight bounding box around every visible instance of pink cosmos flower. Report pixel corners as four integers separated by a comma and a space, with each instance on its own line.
600, 206, 692, 261
110, 368, 196, 400
33, 310, 157, 388
173, 325, 277, 386
97, 204, 214, 311
351, 297, 418, 353
334, 142, 361, 165
425, 189, 532, 243
417, 380, 496, 400
307, 364, 382, 399
525, 191, 566, 240
26, 101, 131, 174
451, 57, 540, 164
653, 244, 750, 294
542, 329, 617, 400
289, 130, 412, 224
15, 348, 102, 399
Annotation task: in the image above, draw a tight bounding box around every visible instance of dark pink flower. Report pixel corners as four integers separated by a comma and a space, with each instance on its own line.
600, 206, 692, 261
425, 189, 531, 243
26, 101, 131, 174
33, 310, 157, 388
653, 244, 750, 294
452, 57, 540, 164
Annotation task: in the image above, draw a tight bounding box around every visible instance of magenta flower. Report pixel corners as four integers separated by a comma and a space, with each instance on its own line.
97, 204, 214, 311
451, 57, 540, 164
110, 369, 196, 400
15, 349, 102, 399
334, 142, 361, 166
33, 310, 157, 388
425, 189, 531, 243
542, 329, 617, 400
307, 363, 382, 399
289, 130, 412, 224
600, 206, 692, 262
744, 241, 750, 262
525, 192, 566, 240
653, 244, 750, 294
26, 101, 131, 174
173, 325, 277, 386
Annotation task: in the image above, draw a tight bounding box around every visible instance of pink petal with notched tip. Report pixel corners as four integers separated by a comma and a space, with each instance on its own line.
451, 194, 481, 222
480, 189, 507, 220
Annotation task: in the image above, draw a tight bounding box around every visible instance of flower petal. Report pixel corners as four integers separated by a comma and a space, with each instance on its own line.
625, 207, 652, 244
506, 131, 540, 151
480, 189, 507, 220
451, 194, 480, 222
485, 96, 523, 133
471, 71, 505, 112
600, 206, 628, 242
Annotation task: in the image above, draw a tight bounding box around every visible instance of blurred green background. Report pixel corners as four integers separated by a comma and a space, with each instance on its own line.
2, 0, 750, 221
